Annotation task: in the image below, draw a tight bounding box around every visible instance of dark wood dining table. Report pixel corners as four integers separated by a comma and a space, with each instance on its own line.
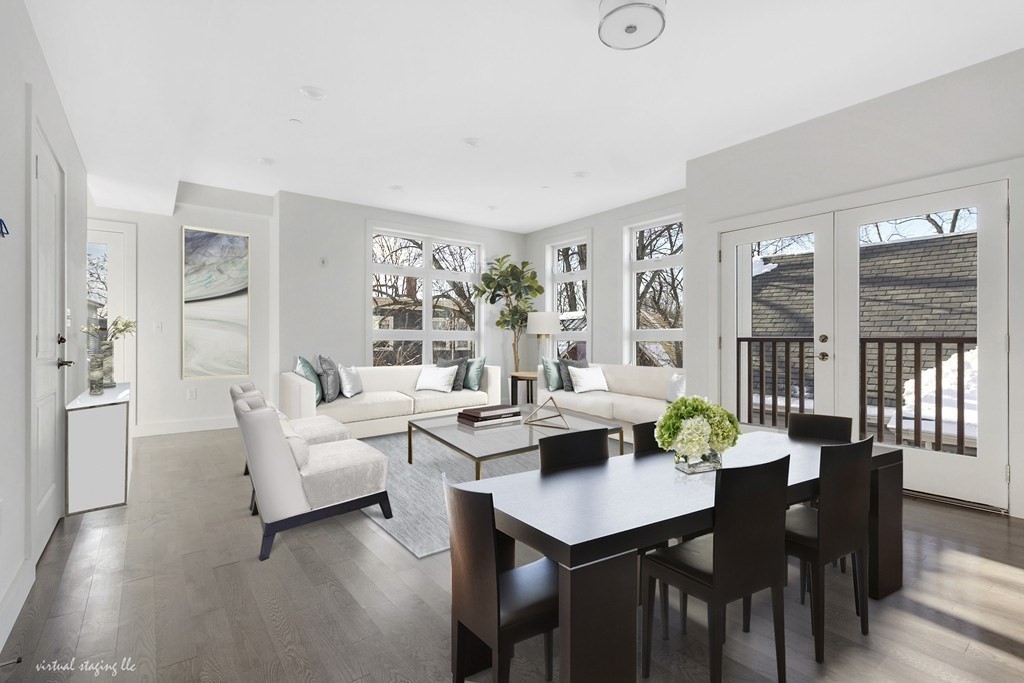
456, 430, 903, 683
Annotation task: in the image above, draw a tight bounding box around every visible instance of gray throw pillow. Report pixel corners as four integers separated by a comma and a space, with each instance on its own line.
437, 358, 467, 391
315, 354, 341, 402
558, 358, 589, 392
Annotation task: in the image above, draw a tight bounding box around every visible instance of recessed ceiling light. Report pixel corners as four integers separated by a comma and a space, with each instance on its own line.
487, 205, 499, 211
541, 185, 552, 190
298, 85, 327, 101
463, 137, 482, 148
573, 170, 590, 179
390, 185, 404, 191
258, 157, 276, 166
289, 118, 304, 126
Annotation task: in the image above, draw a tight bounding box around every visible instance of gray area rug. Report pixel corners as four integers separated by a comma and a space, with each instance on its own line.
360, 432, 541, 558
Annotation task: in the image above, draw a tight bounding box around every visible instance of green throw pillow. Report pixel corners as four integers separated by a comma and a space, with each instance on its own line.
541, 357, 563, 391
294, 356, 323, 404
463, 357, 486, 391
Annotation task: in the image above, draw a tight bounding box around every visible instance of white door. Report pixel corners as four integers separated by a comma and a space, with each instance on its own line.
834, 182, 1009, 510
30, 124, 67, 559
720, 214, 835, 427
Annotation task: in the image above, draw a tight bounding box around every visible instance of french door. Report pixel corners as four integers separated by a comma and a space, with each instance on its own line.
721, 182, 1009, 511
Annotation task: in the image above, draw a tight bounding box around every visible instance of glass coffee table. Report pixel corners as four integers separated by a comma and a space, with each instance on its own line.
407, 404, 625, 480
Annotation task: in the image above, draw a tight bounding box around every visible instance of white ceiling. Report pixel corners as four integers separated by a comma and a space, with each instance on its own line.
24, 0, 1024, 232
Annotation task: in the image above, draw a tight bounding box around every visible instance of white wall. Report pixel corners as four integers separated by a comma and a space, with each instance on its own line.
0, 0, 88, 648
523, 191, 685, 369
277, 191, 525, 398
88, 183, 274, 436
683, 49, 1024, 515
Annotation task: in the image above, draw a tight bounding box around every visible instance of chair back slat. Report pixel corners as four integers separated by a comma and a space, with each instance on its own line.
539, 428, 610, 472
442, 475, 500, 638
712, 455, 790, 600
787, 413, 853, 442
632, 421, 666, 457
817, 438, 873, 560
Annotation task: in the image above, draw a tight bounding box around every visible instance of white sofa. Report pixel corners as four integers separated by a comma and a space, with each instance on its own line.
536, 363, 683, 442
280, 364, 502, 438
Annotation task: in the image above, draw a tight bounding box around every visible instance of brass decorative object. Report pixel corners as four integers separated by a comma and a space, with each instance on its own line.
523, 396, 569, 430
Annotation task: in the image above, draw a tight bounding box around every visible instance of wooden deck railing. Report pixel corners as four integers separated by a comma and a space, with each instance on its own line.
735, 336, 814, 428
736, 335, 977, 455
860, 336, 976, 455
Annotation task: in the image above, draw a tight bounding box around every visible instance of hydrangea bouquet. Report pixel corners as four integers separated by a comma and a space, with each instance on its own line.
655, 396, 740, 470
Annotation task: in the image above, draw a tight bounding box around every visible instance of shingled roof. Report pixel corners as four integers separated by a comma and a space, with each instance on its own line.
749, 232, 977, 407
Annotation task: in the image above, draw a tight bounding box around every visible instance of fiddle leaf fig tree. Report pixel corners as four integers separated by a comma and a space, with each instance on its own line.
472, 254, 545, 372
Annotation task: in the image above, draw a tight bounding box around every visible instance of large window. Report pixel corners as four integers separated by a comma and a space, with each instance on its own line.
549, 238, 590, 360
370, 231, 479, 366
630, 220, 684, 367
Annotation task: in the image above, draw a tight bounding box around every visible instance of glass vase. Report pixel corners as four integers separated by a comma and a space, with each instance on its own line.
88, 354, 104, 395
100, 341, 115, 387
674, 450, 722, 474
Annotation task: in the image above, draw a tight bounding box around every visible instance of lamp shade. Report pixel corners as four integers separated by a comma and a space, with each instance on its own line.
526, 311, 561, 336
598, 0, 667, 50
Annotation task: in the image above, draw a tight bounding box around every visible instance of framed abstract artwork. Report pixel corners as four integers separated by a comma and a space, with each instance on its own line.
182, 226, 250, 378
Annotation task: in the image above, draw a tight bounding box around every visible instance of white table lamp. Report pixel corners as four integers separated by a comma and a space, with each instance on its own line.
527, 311, 561, 361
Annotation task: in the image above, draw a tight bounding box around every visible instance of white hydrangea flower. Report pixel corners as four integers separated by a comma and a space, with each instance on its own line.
671, 417, 712, 460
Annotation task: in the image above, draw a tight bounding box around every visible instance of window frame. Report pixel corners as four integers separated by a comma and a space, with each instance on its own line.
366, 223, 482, 366
628, 217, 685, 367
546, 232, 592, 360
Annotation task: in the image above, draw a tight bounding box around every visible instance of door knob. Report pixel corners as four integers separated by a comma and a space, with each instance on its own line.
817, 352, 829, 361
818, 334, 828, 343
57, 334, 66, 345
57, 359, 75, 368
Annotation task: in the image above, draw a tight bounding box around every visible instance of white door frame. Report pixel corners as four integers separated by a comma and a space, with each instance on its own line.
834, 181, 1009, 510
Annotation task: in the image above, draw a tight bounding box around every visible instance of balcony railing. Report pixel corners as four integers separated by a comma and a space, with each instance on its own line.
735, 336, 814, 428
860, 337, 977, 455
736, 335, 977, 455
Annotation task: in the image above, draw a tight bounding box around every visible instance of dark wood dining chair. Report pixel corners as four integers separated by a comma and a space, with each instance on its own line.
632, 421, 667, 457
787, 413, 852, 442
788, 412, 855, 584
785, 438, 872, 663
538, 427, 610, 473
641, 456, 791, 683
443, 474, 558, 683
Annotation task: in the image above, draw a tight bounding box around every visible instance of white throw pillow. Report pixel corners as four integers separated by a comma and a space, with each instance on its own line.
666, 371, 686, 402
416, 365, 460, 393
338, 365, 364, 398
285, 435, 310, 469
567, 366, 609, 394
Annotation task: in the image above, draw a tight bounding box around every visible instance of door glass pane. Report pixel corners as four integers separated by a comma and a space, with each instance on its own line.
736, 233, 816, 424
432, 280, 475, 331
86, 242, 108, 355
858, 208, 978, 455
372, 275, 423, 330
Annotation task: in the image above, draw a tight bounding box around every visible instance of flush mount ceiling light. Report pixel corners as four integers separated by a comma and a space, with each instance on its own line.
298, 85, 327, 101
598, 0, 667, 50
258, 157, 276, 166
463, 137, 482, 148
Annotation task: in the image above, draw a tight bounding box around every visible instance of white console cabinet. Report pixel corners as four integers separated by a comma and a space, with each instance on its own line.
66, 383, 131, 514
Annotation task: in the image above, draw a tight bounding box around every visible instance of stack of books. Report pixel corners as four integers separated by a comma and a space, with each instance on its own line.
457, 404, 522, 428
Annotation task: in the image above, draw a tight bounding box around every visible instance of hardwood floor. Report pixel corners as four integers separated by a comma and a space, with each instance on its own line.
3, 428, 1024, 681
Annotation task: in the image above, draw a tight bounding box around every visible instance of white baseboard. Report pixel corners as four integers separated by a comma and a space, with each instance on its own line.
133, 416, 236, 437
0, 561, 35, 654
